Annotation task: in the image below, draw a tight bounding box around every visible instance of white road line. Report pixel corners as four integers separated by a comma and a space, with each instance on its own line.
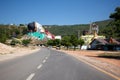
37, 64, 42, 69
43, 59, 46, 63
45, 57, 48, 60
26, 73, 35, 80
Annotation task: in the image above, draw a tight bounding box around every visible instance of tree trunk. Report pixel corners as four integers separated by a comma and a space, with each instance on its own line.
74, 46, 76, 50
67, 46, 69, 50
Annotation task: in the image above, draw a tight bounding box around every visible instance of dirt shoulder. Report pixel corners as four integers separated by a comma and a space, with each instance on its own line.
59, 50, 120, 78
0, 46, 40, 61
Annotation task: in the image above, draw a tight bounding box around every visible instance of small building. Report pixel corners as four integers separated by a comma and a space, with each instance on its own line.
55, 36, 62, 40
89, 38, 120, 50
81, 35, 105, 45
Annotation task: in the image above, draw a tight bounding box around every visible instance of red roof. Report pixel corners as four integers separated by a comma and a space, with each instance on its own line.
45, 30, 55, 39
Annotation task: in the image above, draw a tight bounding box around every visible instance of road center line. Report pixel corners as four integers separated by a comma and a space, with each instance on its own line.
45, 57, 48, 60
37, 64, 42, 69
43, 59, 46, 63
26, 73, 35, 80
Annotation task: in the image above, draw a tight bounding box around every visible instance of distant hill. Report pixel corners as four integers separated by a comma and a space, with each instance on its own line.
0, 19, 113, 43
43, 24, 89, 36
95, 19, 112, 29
43, 19, 112, 36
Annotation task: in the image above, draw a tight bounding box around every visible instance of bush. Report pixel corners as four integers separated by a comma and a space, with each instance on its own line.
0, 34, 7, 43
10, 39, 21, 46
22, 39, 31, 46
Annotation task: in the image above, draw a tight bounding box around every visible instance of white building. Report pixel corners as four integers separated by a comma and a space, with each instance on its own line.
55, 36, 62, 40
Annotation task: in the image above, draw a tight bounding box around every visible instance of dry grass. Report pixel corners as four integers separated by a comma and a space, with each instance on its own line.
98, 53, 120, 59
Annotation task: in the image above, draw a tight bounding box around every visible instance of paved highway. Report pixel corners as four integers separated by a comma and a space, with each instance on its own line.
0, 48, 117, 80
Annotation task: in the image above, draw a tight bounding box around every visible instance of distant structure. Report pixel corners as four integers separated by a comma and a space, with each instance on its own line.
27, 22, 55, 40
55, 36, 62, 40
91, 23, 99, 40
81, 23, 105, 45
45, 30, 55, 40
27, 22, 45, 33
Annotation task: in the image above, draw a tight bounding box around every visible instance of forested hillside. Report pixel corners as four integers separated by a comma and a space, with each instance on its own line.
0, 24, 27, 43
0, 19, 114, 43
43, 24, 89, 36
44, 7, 120, 38
43, 19, 112, 36
44, 7, 120, 39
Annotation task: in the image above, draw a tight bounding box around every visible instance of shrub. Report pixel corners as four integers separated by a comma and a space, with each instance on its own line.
10, 39, 21, 46
22, 39, 31, 46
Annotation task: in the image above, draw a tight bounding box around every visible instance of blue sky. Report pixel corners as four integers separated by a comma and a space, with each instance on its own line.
0, 0, 120, 25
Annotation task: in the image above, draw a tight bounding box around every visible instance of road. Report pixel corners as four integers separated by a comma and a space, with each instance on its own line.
0, 48, 117, 80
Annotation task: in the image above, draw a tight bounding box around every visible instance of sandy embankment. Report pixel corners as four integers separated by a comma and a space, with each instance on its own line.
0, 43, 40, 61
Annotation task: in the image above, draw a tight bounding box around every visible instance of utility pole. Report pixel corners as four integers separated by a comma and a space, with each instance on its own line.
77, 30, 80, 39
89, 22, 92, 34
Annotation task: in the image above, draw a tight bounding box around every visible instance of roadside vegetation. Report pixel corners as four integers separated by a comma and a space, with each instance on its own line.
0, 24, 27, 43
47, 35, 84, 50
98, 52, 120, 59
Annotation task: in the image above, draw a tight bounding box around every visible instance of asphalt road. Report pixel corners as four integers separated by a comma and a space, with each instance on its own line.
0, 48, 116, 80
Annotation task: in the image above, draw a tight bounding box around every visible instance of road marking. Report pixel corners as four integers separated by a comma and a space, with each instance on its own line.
45, 57, 48, 60
37, 64, 42, 69
26, 73, 35, 80
76, 56, 120, 80
43, 59, 46, 63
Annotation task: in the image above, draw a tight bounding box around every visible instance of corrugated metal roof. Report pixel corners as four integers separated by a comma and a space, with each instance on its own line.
91, 38, 120, 45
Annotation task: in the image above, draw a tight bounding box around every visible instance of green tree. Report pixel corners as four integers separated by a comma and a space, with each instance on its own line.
101, 7, 120, 38
53, 39, 61, 46
22, 39, 31, 46
19, 24, 25, 26
47, 40, 54, 46
70, 35, 78, 50
78, 38, 85, 49
0, 34, 7, 43
110, 7, 120, 21
61, 36, 72, 50
47, 39, 61, 49
109, 7, 120, 38
0, 27, 7, 43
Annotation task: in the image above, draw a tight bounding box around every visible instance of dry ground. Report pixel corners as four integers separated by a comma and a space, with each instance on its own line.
60, 49, 120, 78
0, 43, 40, 61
